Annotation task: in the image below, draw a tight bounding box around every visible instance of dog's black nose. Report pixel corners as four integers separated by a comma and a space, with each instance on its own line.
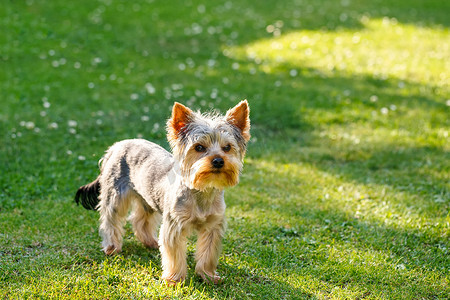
212, 157, 224, 169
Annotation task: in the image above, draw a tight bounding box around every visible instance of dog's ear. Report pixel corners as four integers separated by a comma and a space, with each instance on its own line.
226, 100, 251, 142
167, 102, 193, 139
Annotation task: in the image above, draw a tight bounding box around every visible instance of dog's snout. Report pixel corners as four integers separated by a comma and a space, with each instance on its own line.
211, 157, 224, 169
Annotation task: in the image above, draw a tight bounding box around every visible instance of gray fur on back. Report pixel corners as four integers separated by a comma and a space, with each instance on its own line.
100, 139, 173, 213
98, 139, 225, 219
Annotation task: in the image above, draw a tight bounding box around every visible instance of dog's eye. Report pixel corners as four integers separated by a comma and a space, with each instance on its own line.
222, 144, 231, 152
195, 144, 206, 152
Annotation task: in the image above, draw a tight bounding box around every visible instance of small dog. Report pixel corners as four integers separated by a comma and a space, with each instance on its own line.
75, 100, 250, 285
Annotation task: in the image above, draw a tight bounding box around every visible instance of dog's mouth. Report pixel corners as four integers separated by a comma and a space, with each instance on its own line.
191, 168, 240, 191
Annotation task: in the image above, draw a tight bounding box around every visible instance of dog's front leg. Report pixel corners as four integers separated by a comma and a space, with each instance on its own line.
159, 215, 188, 285
195, 218, 225, 284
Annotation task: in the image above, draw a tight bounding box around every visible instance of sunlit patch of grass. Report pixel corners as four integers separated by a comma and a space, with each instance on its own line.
226, 17, 449, 87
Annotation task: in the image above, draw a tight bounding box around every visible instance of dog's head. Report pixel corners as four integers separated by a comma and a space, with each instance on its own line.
167, 100, 250, 191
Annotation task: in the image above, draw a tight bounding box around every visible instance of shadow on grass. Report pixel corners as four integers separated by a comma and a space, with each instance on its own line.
224, 198, 449, 298
65, 231, 313, 299
252, 141, 449, 213
238, 0, 450, 34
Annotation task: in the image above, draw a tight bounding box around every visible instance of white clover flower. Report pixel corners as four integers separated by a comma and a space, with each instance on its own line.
48, 122, 58, 129
25, 121, 35, 129
68, 120, 78, 127
145, 83, 156, 94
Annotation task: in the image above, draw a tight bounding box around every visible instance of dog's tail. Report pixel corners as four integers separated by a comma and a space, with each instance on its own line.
75, 176, 101, 210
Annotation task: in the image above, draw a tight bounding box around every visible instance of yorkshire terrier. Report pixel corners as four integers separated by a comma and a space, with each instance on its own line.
75, 100, 250, 285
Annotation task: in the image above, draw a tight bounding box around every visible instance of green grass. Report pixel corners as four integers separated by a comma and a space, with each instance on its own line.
1, 0, 449, 298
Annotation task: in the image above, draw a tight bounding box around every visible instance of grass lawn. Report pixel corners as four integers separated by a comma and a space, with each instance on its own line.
1, 0, 449, 298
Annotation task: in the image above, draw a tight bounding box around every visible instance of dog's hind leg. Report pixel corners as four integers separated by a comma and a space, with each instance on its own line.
98, 185, 132, 255
130, 197, 161, 249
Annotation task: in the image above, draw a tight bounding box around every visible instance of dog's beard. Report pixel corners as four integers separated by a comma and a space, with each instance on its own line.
182, 157, 241, 191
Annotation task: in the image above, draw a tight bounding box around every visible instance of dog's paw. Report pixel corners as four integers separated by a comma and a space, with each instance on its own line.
165, 278, 182, 286
103, 245, 121, 256
162, 275, 185, 286
199, 272, 222, 284
144, 239, 159, 249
